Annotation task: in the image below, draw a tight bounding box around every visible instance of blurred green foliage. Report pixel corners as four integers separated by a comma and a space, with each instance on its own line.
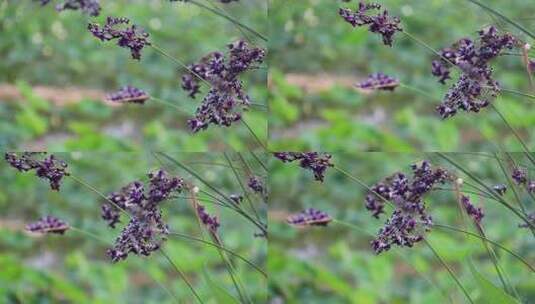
0, 0, 267, 151
268, 152, 535, 303
0, 152, 267, 303
268, 0, 535, 151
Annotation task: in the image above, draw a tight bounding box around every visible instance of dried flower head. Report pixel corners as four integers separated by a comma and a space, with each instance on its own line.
273, 152, 333, 182
355, 73, 399, 91
5, 152, 69, 191
339, 1, 402, 46
181, 40, 265, 132
103, 169, 183, 262
26, 216, 70, 234
36, 0, 101, 16
197, 205, 220, 233
461, 195, 484, 224
366, 161, 449, 254
512, 167, 527, 185
287, 208, 332, 227
88, 17, 151, 60
432, 26, 516, 118
106, 86, 149, 104
247, 175, 264, 194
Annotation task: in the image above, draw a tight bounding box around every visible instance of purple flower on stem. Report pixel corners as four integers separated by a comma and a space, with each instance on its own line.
26, 216, 70, 234
273, 152, 333, 182
5, 152, 69, 191
104, 169, 183, 262
88, 17, 151, 60
355, 73, 399, 91
197, 204, 220, 233
366, 161, 449, 254
512, 167, 527, 185
287, 208, 332, 227
106, 86, 149, 104
432, 26, 516, 119
339, 1, 402, 46
461, 195, 484, 224
247, 175, 264, 193
181, 40, 265, 132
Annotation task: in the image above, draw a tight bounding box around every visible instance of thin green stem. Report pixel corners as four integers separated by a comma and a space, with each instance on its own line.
150, 44, 212, 87
223, 153, 262, 222
150, 96, 192, 113
424, 239, 474, 304
464, 0, 535, 40
436, 153, 534, 230
168, 231, 266, 277
68, 174, 131, 218
241, 118, 267, 151
187, 0, 268, 42
490, 104, 535, 165
160, 248, 204, 304
399, 82, 440, 101
69, 226, 112, 245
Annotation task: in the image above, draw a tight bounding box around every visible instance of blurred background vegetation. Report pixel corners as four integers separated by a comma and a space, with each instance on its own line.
269, 152, 535, 303
268, 0, 535, 151
0, 152, 267, 303
0, 0, 267, 151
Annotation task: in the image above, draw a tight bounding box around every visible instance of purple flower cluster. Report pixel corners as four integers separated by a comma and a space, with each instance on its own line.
512, 167, 527, 185
88, 17, 151, 60
273, 152, 333, 182
103, 169, 183, 262
181, 40, 265, 132
432, 26, 516, 119
197, 204, 220, 233
5, 152, 70, 191
26, 216, 70, 234
355, 73, 399, 91
510, 167, 535, 193
106, 86, 149, 104
287, 208, 332, 227
36, 0, 101, 16
366, 161, 449, 254
339, 1, 402, 46
247, 175, 264, 194
461, 195, 484, 224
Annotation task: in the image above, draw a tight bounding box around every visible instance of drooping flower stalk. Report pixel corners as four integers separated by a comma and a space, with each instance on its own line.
339, 1, 402, 46
26, 216, 70, 234
273, 152, 333, 182
287, 208, 332, 227
5, 152, 70, 191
